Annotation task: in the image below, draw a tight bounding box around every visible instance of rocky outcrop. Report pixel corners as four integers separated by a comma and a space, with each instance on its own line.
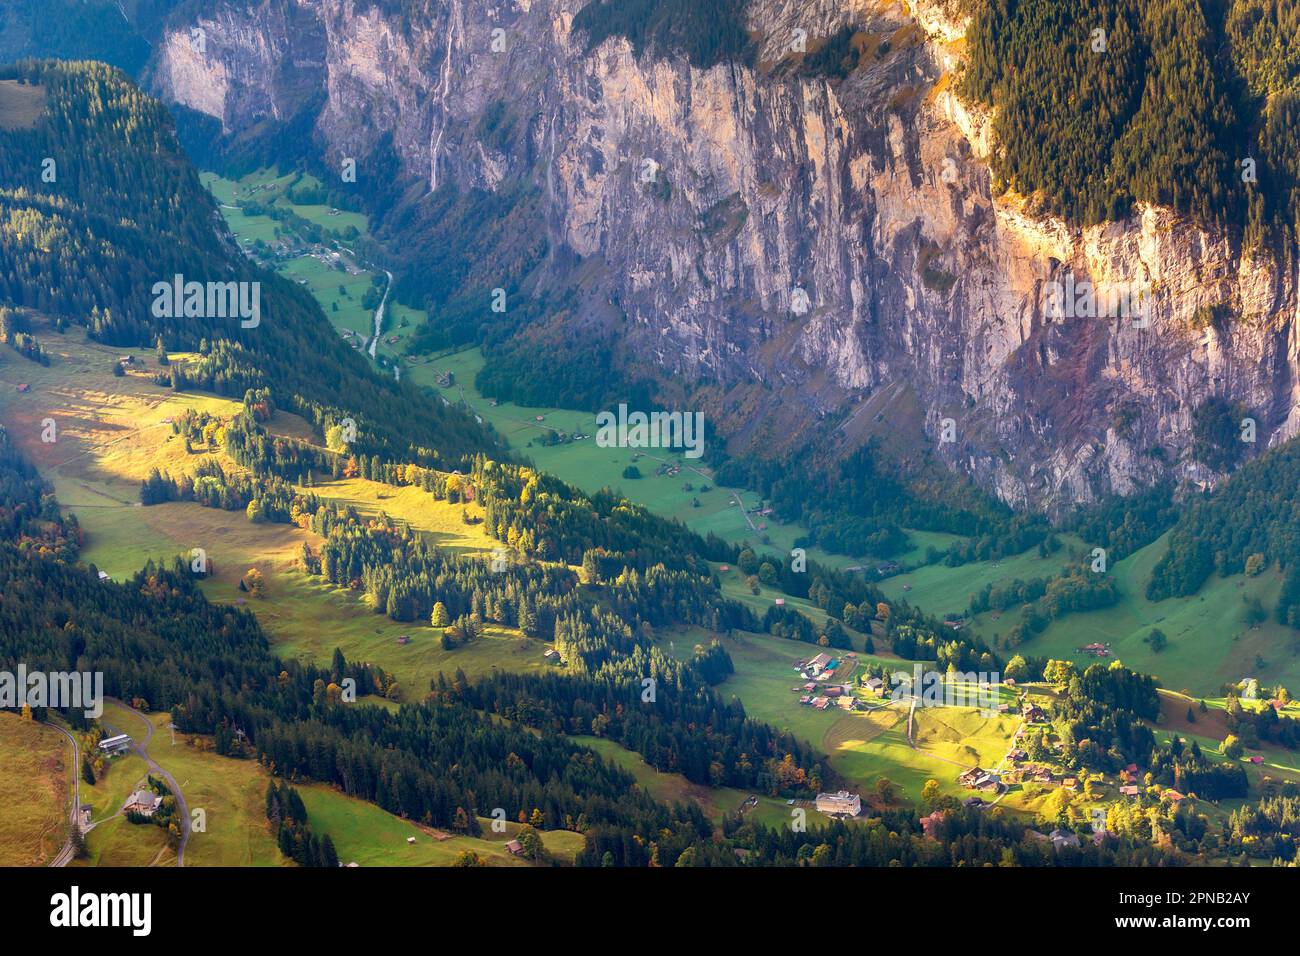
144, 0, 1300, 513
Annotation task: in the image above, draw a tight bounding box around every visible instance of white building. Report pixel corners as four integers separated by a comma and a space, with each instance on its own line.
815, 790, 861, 817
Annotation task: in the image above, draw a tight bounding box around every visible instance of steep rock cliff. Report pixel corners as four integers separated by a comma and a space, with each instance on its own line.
145, 0, 1300, 513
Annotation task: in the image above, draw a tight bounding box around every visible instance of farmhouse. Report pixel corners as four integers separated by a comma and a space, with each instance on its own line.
1119, 785, 1140, 797
958, 767, 986, 788
1050, 829, 1080, 849
505, 839, 524, 856
543, 648, 562, 663
806, 653, 833, 676
124, 790, 161, 816
815, 791, 861, 817
864, 677, 884, 696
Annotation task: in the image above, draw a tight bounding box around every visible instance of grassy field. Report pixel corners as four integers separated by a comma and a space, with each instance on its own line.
407, 347, 932, 571
876, 535, 1087, 617
0, 714, 70, 865
297, 785, 584, 866
0, 79, 45, 130
997, 536, 1290, 696
259, 566, 554, 697
571, 735, 791, 826
0, 328, 552, 696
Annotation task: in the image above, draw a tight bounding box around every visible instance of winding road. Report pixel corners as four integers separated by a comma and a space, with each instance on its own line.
45, 721, 81, 867
103, 701, 192, 867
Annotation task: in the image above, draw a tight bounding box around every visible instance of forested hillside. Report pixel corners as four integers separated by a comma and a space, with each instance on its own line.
961, 0, 1300, 253
0, 60, 497, 468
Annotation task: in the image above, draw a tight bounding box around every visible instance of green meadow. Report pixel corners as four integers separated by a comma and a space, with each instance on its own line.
571, 734, 791, 826
298, 785, 584, 866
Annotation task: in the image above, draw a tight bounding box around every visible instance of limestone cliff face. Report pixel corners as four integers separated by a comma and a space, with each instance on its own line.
146, 0, 1300, 513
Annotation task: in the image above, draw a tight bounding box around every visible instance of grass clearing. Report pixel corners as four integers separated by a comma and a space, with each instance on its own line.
0, 79, 45, 130
297, 785, 582, 866
0, 714, 69, 865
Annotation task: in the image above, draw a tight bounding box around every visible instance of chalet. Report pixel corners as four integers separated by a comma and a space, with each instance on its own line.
958, 767, 986, 788
98, 733, 131, 756
1062, 777, 1078, 791
806, 653, 833, 676
98, 570, 111, 582
1125, 763, 1138, 774
837, 696, 858, 712
1162, 790, 1187, 803
812, 697, 831, 710
1119, 785, 1140, 797
1007, 748, 1027, 762
920, 811, 946, 838
798, 696, 812, 706
543, 648, 562, 663
815, 791, 861, 817
962, 796, 986, 810
79, 804, 92, 827
1025, 705, 1047, 722
406, 836, 416, 845
396, 635, 411, 646
865, 677, 884, 696
975, 774, 1001, 793
1049, 829, 1080, 849
773, 598, 785, 607
1249, 756, 1264, 765
124, 790, 161, 816
802, 682, 817, 693
1082, 643, 1109, 657
1033, 770, 1054, 785
825, 686, 842, 698
15, 383, 29, 393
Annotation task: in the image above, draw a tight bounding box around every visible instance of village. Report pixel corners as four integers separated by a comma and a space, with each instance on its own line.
793, 651, 1198, 839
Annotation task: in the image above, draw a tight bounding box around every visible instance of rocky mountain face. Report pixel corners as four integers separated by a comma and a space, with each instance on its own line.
142, 0, 1300, 514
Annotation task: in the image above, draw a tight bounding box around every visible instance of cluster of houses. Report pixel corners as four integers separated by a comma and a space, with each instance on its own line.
795, 652, 873, 711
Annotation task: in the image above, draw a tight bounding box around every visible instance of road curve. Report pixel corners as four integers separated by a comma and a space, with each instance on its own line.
106, 700, 191, 867
45, 721, 81, 867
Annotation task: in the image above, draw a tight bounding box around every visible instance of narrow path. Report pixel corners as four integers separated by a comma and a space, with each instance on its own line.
45, 721, 81, 867
105, 700, 191, 867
